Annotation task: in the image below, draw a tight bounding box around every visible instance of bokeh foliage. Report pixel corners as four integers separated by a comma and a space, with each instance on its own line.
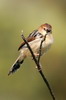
0, 0, 66, 100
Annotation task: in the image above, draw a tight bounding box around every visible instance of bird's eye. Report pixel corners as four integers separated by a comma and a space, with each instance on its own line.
44, 28, 46, 30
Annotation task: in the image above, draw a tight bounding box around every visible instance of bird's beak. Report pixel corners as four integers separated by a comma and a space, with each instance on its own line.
47, 29, 51, 33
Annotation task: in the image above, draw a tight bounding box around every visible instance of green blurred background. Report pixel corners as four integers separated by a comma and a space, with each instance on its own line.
0, 0, 66, 100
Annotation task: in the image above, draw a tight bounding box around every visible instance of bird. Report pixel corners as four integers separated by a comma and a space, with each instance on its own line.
8, 23, 54, 75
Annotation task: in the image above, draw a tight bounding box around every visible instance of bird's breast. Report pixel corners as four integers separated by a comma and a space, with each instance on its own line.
41, 34, 54, 54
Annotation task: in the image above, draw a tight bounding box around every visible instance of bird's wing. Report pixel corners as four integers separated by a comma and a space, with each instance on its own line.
28, 30, 43, 38
18, 30, 43, 51
27, 30, 38, 37
18, 36, 36, 51
18, 30, 38, 51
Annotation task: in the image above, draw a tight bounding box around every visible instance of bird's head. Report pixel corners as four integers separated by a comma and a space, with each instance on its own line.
38, 23, 52, 36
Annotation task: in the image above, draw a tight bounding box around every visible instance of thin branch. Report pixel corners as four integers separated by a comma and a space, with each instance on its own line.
38, 34, 55, 100
39, 70, 55, 100
38, 34, 47, 63
21, 34, 55, 100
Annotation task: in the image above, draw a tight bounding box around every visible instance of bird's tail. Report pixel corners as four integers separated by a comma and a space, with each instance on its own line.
8, 55, 24, 76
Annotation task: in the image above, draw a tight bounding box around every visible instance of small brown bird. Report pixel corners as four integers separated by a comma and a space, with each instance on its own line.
8, 23, 54, 75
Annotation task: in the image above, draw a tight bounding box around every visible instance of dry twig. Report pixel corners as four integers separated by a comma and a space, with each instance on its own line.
37, 34, 47, 63
21, 34, 55, 100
